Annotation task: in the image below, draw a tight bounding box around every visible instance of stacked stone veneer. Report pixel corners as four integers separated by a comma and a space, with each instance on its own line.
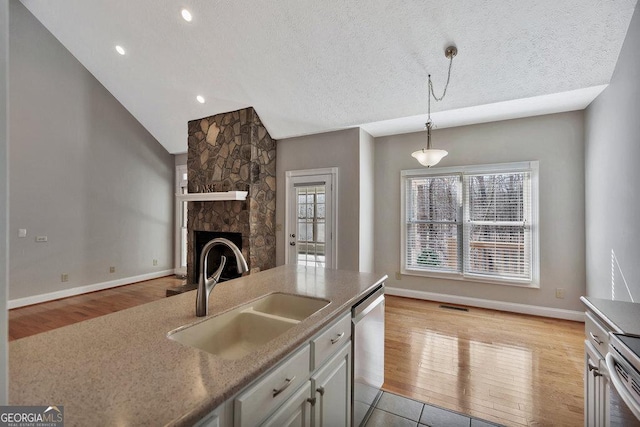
187, 107, 276, 282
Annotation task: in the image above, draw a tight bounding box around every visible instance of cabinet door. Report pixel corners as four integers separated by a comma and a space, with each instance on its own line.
585, 341, 600, 426
598, 358, 610, 427
585, 341, 608, 427
262, 381, 312, 427
311, 342, 351, 427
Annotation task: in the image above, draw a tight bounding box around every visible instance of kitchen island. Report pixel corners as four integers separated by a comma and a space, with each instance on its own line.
9, 265, 387, 426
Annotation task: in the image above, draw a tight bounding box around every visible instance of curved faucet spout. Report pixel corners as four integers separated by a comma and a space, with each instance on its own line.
196, 238, 248, 317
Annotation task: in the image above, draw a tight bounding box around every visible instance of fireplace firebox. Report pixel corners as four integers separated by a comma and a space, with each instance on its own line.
165, 230, 243, 297
193, 231, 243, 283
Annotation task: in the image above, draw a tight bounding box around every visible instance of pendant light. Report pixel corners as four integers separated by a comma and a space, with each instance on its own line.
412, 45, 458, 167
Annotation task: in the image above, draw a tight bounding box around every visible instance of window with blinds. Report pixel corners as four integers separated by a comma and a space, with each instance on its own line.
405, 175, 461, 273
402, 162, 539, 286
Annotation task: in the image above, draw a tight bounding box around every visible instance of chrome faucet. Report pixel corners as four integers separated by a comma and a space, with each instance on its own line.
196, 238, 249, 317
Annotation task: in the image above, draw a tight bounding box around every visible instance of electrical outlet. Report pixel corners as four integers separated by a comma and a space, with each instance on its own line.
109, 266, 115, 273
61, 273, 69, 282
153, 259, 158, 266
395, 271, 402, 281
555, 288, 565, 299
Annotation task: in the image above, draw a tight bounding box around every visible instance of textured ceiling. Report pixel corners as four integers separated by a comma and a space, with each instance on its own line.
21, 0, 638, 153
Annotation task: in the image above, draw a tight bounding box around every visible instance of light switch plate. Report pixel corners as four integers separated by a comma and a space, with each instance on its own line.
35, 236, 48, 242
18, 229, 27, 238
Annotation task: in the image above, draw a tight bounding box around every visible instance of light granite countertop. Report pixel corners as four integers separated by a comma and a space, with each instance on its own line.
581, 296, 640, 335
9, 265, 387, 426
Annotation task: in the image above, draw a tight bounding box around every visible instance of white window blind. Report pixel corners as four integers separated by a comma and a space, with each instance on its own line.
405, 175, 461, 273
464, 172, 531, 282
402, 162, 538, 287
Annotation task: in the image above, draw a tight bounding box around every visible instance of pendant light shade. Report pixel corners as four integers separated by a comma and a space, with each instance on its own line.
411, 148, 448, 168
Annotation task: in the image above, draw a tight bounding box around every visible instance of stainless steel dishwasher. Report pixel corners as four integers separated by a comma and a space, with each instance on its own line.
352, 283, 385, 427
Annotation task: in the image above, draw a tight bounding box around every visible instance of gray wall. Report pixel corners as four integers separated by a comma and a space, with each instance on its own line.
585, 5, 640, 301
375, 112, 586, 311
0, 0, 8, 405
174, 153, 187, 168
276, 128, 361, 271
358, 129, 375, 273
9, 2, 174, 300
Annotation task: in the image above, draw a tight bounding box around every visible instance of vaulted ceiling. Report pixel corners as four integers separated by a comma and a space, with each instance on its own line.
21, 0, 638, 153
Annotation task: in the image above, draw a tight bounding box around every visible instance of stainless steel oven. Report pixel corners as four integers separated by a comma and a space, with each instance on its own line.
606, 334, 640, 426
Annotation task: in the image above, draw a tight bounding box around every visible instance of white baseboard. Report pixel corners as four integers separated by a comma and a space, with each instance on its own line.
8, 269, 176, 309
385, 287, 585, 322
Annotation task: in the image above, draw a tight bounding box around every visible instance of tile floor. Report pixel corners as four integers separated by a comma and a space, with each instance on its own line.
365, 391, 504, 427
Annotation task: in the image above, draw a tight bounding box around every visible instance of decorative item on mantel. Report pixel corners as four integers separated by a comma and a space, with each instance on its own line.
411, 45, 458, 168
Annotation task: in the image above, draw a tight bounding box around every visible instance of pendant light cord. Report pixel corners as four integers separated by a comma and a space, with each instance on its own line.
427, 52, 455, 125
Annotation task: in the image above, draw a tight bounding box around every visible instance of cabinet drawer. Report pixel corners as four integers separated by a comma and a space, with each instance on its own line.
311, 313, 351, 370
261, 381, 312, 427
234, 345, 310, 427
585, 312, 609, 357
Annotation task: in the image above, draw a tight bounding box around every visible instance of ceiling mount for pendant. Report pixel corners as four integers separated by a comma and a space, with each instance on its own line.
445, 46, 458, 59
411, 45, 458, 168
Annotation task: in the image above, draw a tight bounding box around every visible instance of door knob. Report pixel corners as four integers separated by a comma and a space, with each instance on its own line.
289, 242, 296, 246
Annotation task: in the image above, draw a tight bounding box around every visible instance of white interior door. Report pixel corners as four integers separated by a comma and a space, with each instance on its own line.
286, 169, 337, 268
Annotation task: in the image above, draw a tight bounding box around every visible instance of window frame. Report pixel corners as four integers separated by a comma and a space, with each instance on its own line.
174, 164, 188, 277
401, 161, 540, 288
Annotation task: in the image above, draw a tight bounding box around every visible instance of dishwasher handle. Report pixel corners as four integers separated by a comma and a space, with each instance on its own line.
352, 285, 384, 322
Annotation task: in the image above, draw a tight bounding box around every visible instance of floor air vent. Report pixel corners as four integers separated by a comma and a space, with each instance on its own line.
439, 304, 469, 312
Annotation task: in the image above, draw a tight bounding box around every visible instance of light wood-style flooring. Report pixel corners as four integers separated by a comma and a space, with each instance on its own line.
383, 296, 584, 427
8, 276, 184, 340
8, 278, 585, 426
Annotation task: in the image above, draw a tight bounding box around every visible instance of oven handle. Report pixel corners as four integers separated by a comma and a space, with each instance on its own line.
605, 352, 640, 420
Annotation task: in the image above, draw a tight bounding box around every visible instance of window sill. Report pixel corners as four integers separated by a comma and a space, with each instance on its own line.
400, 268, 540, 289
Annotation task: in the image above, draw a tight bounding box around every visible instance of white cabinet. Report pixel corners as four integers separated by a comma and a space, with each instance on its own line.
584, 310, 611, 426
230, 313, 353, 427
234, 346, 310, 427
311, 314, 351, 370
311, 342, 351, 427
262, 382, 313, 427
585, 340, 608, 427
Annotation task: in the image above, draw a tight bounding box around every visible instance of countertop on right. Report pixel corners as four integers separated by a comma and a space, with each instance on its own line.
581, 296, 640, 334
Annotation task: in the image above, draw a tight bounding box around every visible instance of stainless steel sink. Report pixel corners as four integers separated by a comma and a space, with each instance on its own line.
168, 293, 330, 360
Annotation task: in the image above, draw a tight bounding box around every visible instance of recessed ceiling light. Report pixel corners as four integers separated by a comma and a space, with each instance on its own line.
181, 9, 193, 22
196, 95, 205, 104
115, 45, 126, 55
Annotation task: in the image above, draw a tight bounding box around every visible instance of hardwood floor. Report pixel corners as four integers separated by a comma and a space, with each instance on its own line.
383, 296, 584, 427
9, 280, 585, 426
8, 276, 184, 341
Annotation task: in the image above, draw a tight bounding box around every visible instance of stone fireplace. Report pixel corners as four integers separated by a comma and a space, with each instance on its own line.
186, 107, 276, 285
